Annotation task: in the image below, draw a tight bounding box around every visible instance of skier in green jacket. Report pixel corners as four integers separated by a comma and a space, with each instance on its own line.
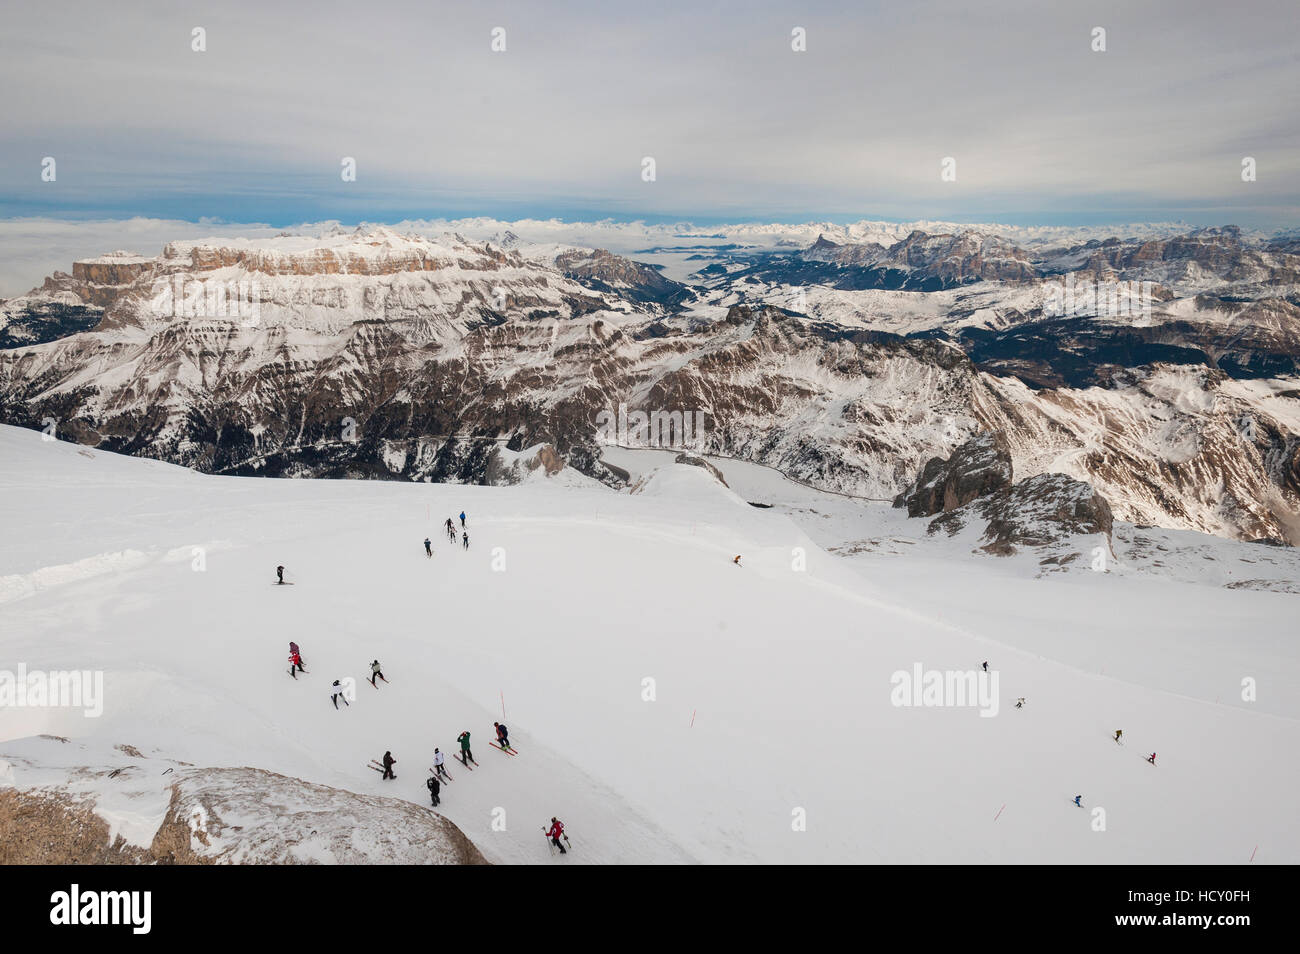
457, 730, 475, 765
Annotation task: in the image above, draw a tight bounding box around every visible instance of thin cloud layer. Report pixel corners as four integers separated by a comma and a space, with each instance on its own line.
0, 0, 1296, 226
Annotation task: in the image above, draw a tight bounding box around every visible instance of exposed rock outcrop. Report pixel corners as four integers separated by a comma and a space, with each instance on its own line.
929, 472, 1114, 558
898, 432, 1014, 517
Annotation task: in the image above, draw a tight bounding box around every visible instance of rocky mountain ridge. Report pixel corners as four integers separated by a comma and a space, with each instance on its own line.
1, 224, 1297, 545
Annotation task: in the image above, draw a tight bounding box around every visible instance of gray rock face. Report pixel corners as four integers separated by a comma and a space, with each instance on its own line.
900, 431, 1014, 517
973, 473, 1114, 555
929, 472, 1114, 557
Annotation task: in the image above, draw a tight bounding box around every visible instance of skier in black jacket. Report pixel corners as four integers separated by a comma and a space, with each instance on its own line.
426, 774, 441, 807
381, 751, 396, 780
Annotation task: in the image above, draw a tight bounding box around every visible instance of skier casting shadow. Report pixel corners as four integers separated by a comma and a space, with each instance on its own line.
330, 680, 350, 709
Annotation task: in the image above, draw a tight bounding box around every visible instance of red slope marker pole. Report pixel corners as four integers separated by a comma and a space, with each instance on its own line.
690, 709, 696, 728
500, 690, 506, 719
993, 803, 1006, 822
1250, 845, 1258, 862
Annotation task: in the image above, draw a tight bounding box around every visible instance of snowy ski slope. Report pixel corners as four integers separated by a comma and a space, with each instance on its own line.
1, 425, 1297, 863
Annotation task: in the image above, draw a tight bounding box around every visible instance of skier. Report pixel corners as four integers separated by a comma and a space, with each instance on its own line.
381, 751, 396, 780
445, 517, 455, 540
276, 565, 285, 584
288, 648, 305, 678
733, 555, 741, 567
456, 730, 474, 765
330, 680, 349, 709
545, 817, 567, 854
1147, 752, 1157, 766
1015, 697, 1025, 708
462, 531, 469, 550
424, 537, 432, 558
369, 659, 386, 687
459, 511, 466, 529
493, 721, 511, 751
982, 661, 989, 673
1073, 795, 1082, 807
426, 774, 441, 807
1114, 729, 1123, 743
433, 747, 449, 780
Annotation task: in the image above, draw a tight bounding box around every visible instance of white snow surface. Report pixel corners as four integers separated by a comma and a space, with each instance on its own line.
1, 425, 1297, 864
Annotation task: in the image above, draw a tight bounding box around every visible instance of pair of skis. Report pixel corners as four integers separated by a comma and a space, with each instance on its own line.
457, 753, 480, 770
368, 674, 390, 688
488, 741, 518, 756
429, 767, 454, 783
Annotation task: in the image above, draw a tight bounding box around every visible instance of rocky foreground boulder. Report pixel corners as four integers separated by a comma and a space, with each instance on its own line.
0, 737, 487, 865
896, 431, 1014, 517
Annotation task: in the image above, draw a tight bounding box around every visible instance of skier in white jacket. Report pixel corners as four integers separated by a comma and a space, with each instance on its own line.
433, 748, 449, 780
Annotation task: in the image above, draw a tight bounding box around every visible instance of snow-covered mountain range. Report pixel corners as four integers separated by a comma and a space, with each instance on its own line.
1, 221, 1298, 544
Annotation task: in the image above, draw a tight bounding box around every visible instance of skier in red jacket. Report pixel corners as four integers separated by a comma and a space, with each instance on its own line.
545, 817, 567, 854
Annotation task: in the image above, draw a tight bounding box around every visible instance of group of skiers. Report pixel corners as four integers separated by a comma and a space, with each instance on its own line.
388, 721, 568, 851
348, 693, 565, 844
272, 509, 575, 857
286, 641, 387, 701
425, 512, 470, 554
287, 646, 568, 850
1075, 733, 1156, 808
984, 662, 1161, 811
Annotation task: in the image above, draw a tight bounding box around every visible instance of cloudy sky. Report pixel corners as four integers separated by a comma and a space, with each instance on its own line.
0, 0, 1296, 232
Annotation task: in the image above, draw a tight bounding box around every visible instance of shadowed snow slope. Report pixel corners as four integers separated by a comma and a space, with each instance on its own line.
1, 425, 1297, 863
